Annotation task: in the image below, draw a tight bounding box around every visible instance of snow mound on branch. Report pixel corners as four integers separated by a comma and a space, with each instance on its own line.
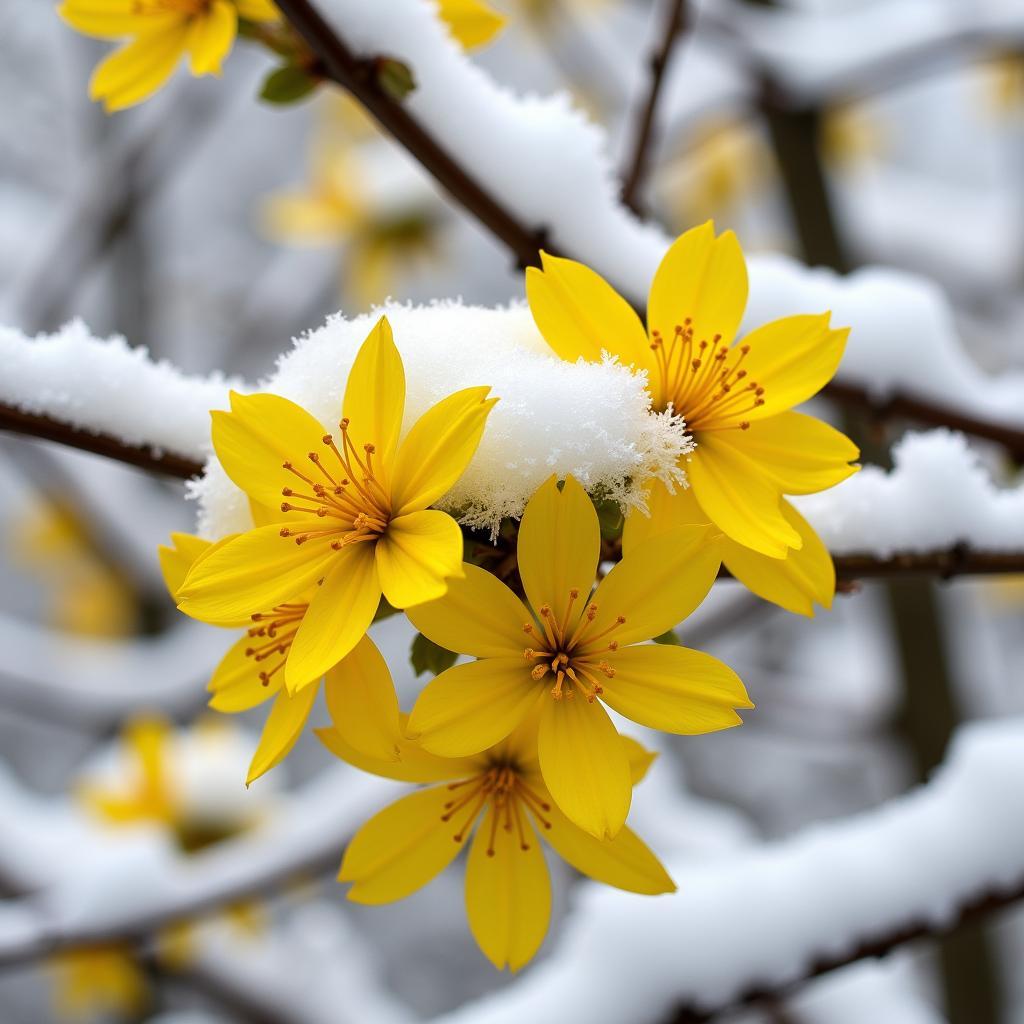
0, 320, 239, 460
797, 430, 1024, 555
192, 302, 690, 538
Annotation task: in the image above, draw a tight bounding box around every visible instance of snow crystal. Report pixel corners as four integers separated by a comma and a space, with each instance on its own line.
192, 302, 691, 539
0, 319, 240, 461
796, 430, 1024, 555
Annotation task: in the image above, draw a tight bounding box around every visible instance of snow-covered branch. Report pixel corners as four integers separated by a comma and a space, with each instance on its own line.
427, 718, 1024, 1024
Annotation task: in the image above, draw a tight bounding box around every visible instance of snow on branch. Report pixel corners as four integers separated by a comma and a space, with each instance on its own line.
427, 717, 1024, 1024
0, 321, 237, 475
285, 0, 1024, 448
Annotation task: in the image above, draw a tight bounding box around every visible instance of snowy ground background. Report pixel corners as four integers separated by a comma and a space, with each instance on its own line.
1, 0, 1024, 1022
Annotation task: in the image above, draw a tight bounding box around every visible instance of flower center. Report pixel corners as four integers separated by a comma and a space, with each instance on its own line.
521, 588, 624, 703
440, 764, 553, 856
278, 419, 392, 550
244, 602, 307, 686
649, 319, 766, 430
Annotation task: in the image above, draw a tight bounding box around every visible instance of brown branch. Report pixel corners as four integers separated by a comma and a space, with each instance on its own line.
621, 0, 689, 214
668, 876, 1024, 1022
824, 380, 1024, 463
0, 403, 203, 480
271, 0, 547, 271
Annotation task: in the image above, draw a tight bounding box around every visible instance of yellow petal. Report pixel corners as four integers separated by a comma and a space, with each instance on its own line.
234, 0, 280, 21
207, 634, 281, 711
342, 316, 405, 472
212, 391, 330, 510
709, 412, 859, 495
60, 5, 181, 39
186, 0, 236, 76
407, 658, 541, 757
722, 499, 835, 616
88, 26, 189, 112
601, 644, 752, 733
704, 315, 848, 426
465, 805, 550, 972
437, 0, 505, 49
262, 192, 355, 243
525, 252, 653, 372
285, 541, 380, 689
246, 684, 318, 784
339, 786, 467, 903
323, 635, 401, 762
687, 438, 801, 556
621, 735, 657, 784
621, 478, 709, 556
177, 522, 335, 625
390, 387, 497, 516
537, 694, 631, 839
647, 223, 748, 366
405, 563, 530, 658
517, 474, 600, 617
316, 724, 476, 783
585, 525, 720, 647
543, 801, 674, 895
375, 509, 463, 609
157, 532, 212, 598
126, 717, 169, 796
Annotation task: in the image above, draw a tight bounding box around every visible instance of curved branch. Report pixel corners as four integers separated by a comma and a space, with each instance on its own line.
669, 878, 1024, 1022
620, 0, 689, 214
0, 402, 203, 479
272, 0, 548, 270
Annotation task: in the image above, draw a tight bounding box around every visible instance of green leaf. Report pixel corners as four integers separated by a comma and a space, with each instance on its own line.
593, 498, 624, 541
375, 57, 417, 101
410, 633, 458, 677
259, 65, 319, 105
653, 629, 681, 645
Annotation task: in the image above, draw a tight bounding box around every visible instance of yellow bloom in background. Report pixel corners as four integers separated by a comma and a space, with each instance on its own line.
162, 532, 413, 782
176, 316, 496, 695
49, 946, 147, 1021
821, 105, 884, 169
317, 646, 674, 972
437, 0, 506, 49
58, 0, 280, 113
526, 221, 859, 617
10, 501, 137, 638
405, 475, 751, 839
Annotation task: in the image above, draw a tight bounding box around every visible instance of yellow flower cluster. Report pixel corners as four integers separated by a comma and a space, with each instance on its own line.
160, 223, 857, 970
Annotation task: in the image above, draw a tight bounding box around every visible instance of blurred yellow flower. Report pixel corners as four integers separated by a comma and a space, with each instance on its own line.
58, 0, 280, 112
821, 105, 883, 169
11, 502, 137, 638
49, 946, 147, 1021
437, 0, 506, 49
405, 475, 751, 840
175, 316, 496, 704
526, 222, 859, 617
318, 643, 674, 972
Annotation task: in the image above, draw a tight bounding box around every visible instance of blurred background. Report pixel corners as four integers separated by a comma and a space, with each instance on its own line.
1, 0, 1023, 1021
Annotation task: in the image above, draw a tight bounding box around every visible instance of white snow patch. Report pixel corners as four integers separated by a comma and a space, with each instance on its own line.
191, 302, 691, 538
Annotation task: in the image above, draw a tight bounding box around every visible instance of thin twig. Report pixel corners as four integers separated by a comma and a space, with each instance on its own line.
0, 403, 203, 479
668, 876, 1024, 1022
272, 0, 548, 270
621, 0, 689, 215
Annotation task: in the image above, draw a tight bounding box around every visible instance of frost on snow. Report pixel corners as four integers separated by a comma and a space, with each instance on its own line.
192, 302, 691, 539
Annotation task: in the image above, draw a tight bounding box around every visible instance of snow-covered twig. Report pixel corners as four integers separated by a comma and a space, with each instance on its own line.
427, 718, 1024, 1024
620, 0, 690, 215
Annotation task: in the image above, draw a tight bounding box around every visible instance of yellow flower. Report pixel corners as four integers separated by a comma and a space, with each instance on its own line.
437, 0, 506, 49
10, 501, 137, 638
175, 316, 496, 693
58, 0, 280, 112
162, 531, 410, 782
317, 646, 674, 972
49, 947, 147, 1020
404, 475, 751, 839
526, 221, 860, 616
